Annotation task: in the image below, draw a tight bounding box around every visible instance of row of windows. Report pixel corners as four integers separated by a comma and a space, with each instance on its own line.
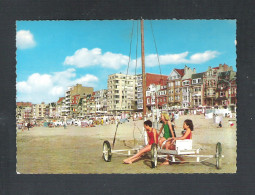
147, 98, 166, 104
168, 96, 180, 101
109, 75, 136, 80
169, 75, 181, 80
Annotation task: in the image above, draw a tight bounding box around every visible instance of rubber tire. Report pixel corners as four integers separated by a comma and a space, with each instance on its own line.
103, 140, 112, 162
216, 142, 222, 169
151, 143, 158, 168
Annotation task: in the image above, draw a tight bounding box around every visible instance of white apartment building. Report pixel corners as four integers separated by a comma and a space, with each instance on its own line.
136, 74, 143, 110
65, 87, 71, 116
32, 103, 46, 119
107, 73, 137, 113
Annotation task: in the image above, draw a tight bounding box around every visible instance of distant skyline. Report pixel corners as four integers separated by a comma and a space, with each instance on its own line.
16, 20, 236, 104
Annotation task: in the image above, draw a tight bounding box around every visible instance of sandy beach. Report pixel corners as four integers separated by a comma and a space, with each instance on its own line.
16, 114, 236, 174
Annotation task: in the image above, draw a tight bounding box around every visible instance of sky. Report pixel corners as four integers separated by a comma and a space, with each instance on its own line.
16, 20, 236, 104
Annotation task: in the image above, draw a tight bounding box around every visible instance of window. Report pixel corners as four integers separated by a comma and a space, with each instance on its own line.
220, 92, 225, 97
147, 98, 150, 104
182, 81, 189, 86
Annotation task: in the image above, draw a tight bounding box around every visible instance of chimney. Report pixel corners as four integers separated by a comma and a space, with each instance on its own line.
193, 68, 196, 73
184, 65, 187, 74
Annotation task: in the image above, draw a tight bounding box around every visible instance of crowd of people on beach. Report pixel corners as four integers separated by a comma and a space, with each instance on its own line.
16, 114, 134, 131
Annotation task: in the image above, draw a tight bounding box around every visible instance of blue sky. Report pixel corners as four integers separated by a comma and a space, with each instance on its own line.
16, 20, 236, 104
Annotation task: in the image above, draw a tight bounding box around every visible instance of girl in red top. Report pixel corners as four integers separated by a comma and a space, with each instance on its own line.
123, 120, 158, 164
169, 119, 193, 148
161, 119, 193, 165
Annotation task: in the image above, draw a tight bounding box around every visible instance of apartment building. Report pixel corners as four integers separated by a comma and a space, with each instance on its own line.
16, 102, 33, 120
32, 102, 46, 119
107, 73, 137, 113
137, 73, 168, 111
203, 64, 233, 106
146, 84, 160, 111
95, 89, 108, 114
167, 66, 196, 109
48, 102, 56, 118
71, 94, 81, 118
85, 93, 96, 114
181, 66, 196, 108
181, 78, 192, 108
56, 97, 65, 118
167, 68, 184, 108
65, 84, 94, 117
215, 70, 237, 111
190, 73, 204, 107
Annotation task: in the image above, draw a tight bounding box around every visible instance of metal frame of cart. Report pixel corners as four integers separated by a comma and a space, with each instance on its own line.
150, 140, 224, 169
102, 140, 143, 162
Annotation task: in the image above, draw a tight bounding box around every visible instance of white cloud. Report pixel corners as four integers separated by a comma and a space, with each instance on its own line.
64, 48, 219, 70
235, 40, 237, 45
64, 48, 129, 69
188, 51, 220, 64
17, 69, 99, 104
16, 30, 36, 49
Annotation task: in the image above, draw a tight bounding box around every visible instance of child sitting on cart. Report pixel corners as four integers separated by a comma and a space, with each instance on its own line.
161, 119, 193, 165
170, 119, 193, 147
158, 113, 176, 150
123, 120, 158, 164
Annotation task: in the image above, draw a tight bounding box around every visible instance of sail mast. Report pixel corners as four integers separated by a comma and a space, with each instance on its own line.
141, 19, 146, 118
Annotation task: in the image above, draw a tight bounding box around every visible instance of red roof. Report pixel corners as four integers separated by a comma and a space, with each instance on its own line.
212, 67, 219, 69
175, 69, 184, 76
146, 73, 168, 87
16, 102, 32, 107
57, 97, 65, 104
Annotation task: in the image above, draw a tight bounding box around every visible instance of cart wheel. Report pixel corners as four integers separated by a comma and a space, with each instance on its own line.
151, 143, 158, 168
103, 141, 112, 162
216, 142, 222, 169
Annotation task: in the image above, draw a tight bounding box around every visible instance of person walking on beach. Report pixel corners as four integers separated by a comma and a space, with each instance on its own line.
123, 120, 158, 164
27, 122, 30, 131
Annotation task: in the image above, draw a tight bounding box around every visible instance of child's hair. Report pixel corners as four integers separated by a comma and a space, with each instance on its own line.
144, 120, 152, 127
161, 112, 170, 121
184, 119, 194, 131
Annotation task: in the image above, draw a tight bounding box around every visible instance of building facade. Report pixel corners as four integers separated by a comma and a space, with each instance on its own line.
95, 89, 108, 114
203, 64, 233, 106
190, 73, 204, 108
107, 73, 137, 113
215, 70, 237, 111
137, 73, 168, 111
16, 102, 33, 121
65, 84, 94, 117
